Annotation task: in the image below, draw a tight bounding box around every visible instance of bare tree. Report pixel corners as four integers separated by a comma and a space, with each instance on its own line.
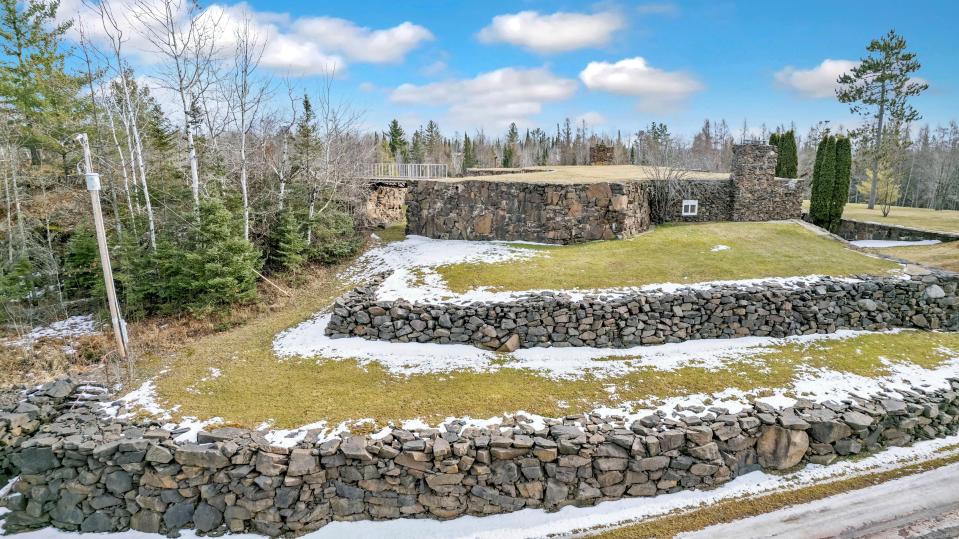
133, 0, 220, 212
226, 16, 269, 240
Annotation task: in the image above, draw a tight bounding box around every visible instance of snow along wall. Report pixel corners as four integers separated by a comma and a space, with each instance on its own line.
3, 377, 959, 535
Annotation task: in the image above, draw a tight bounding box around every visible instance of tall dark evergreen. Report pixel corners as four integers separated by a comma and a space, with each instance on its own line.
779, 130, 798, 178
828, 136, 853, 231
809, 135, 836, 227
462, 133, 475, 174
386, 119, 408, 162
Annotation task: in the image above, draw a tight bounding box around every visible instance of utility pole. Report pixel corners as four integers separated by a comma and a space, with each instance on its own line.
75, 133, 130, 364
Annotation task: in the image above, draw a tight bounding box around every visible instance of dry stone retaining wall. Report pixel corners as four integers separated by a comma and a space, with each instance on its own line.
325, 273, 959, 351
3, 377, 959, 536
405, 180, 651, 244
834, 219, 959, 243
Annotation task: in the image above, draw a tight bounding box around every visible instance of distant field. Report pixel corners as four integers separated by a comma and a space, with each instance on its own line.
803, 201, 959, 234
874, 242, 959, 273
451, 165, 728, 184
437, 221, 899, 293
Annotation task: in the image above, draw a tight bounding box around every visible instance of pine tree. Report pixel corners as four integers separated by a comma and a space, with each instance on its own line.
828, 136, 853, 231
780, 130, 799, 178
462, 133, 475, 174
410, 128, 425, 163
268, 210, 306, 271
810, 135, 837, 228
502, 122, 519, 168
769, 132, 782, 176
182, 199, 262, 314
386, 119, 408, 162
63, 227, 99, 300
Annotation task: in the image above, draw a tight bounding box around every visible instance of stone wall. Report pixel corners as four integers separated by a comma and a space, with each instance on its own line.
405, 180, 651, 244
589, 144, 614, 165
326, 273, 958, 351
3, 377, 959, 536
730, 144, 806, 221
834, 219, 959, 243
363, 185, 407, 228
651, 179, 734, 223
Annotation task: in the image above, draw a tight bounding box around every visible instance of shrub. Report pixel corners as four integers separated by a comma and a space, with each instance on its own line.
268, 209, 307, 271
63, 227, 99, 300
308, 209, 363, 265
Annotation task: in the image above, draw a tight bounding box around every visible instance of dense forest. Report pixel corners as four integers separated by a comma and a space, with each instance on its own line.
1, 0, 956, 337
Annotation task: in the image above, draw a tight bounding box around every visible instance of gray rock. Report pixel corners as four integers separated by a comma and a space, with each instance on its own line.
80, 512, 114, 533
194, 502, 223, 532
341, 436, 374, 462
756, 426, 808, 470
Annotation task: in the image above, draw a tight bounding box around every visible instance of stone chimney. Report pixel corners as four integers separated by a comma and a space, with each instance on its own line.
729, 143, 803, 221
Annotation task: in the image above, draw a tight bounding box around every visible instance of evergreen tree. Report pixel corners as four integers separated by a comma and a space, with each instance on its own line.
462, 133, 475, 174
386, 119, 408, 162
780, 130, 799, 178
308, 209, 362, 265
769, 132, 782, 176
63, 227, 99, 300
502, 122, 519, 168
410, 127, 425, 163
182, 199, 261, 314
809, 135, 837, 228
837, 30, 927, 209
828, 136, 853, 231
268, 210, 306, 271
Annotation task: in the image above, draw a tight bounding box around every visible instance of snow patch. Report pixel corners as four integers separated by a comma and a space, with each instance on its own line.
851, 239, 941, 248
3, 315, 100, 348
711, 244, 730, 252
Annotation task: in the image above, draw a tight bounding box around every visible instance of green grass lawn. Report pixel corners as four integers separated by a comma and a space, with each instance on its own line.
874, 242, 959, 273
437, 222, 898, 293
803, 201, 959, 234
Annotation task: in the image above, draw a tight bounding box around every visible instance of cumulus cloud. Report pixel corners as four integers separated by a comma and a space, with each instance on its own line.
477, 10, 625, 54
774, 59, 858, 98
58, 0, 431, 76
576, 111, 607, 126
390, 67, 577, 126
579, 57, 703, 112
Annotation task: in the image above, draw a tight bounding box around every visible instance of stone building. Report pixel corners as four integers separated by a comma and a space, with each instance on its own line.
403, 143, 805, 244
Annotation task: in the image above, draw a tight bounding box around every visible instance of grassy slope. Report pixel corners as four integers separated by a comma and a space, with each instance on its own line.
803, 201, 959, 234
875, 242, 959, 273
438, 222, 898, 293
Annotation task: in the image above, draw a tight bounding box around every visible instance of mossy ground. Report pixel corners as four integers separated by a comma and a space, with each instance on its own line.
436, 222, 898, 293
874, 241, 959, 272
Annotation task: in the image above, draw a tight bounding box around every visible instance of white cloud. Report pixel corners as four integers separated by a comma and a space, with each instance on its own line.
390, 67, 577, 126
576, 111, 607, 126
774, 59, 858, 99
58, 0, 431, 76
579, 57, 703, 112
477, 10, 625, 54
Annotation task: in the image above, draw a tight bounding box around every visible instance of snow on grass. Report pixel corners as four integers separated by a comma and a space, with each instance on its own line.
3, 314, 99, 348
852, 239, 942, 248
710, 244, 730, 252
339, 234, 883, 304
99, 380, 224, 444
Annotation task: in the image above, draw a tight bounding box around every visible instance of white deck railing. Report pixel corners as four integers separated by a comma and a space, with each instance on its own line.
362, 163, 448, 179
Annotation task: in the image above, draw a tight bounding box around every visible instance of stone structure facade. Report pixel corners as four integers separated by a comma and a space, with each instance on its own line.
589, 144, 614, 165
326, 273, 958, 351
406, 144, 806, 244
363, 184, 406, 228
3, 377, 959, 536
833, 219, 959, 243
405, 180, 651, 244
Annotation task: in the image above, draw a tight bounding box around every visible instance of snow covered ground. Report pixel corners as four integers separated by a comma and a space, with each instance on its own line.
4, 435, 958, 539
851, 239, 941, 248
2, 315, 99, 349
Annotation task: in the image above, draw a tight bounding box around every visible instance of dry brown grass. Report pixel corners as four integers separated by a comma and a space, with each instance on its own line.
0, 333, 111, 389
445, 166, 729, 184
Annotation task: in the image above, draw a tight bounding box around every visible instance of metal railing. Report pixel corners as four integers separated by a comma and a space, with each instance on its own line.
361, 163, 448, 179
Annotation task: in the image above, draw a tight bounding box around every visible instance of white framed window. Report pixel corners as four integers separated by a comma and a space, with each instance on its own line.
682, 199, 699, 216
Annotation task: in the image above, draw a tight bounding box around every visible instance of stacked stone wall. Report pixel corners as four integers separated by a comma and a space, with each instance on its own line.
3, 377, 959, 536
363, 185, 407, 228
405, 180, 651, 244
834, 219, 959, 243
326, 273, 958, 351
730, 144, 806, 221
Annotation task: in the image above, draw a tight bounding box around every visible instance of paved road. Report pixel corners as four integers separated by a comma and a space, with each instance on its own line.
680, 462, 959, 539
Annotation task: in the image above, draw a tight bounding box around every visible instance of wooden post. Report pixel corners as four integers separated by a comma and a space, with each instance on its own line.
75, 133, 129, 361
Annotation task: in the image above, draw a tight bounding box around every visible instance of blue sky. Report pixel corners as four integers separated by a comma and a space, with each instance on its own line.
68, 0, 959, 139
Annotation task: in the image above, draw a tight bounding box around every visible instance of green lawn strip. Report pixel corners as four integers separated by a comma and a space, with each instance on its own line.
152, 324, 959, 430
875, 242, 959, 273
589, 446, 959, 539
437, 222, 898, 293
